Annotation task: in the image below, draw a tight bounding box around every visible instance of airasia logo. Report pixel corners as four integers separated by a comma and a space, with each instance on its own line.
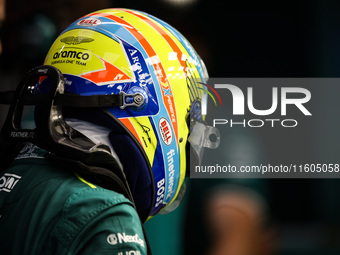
159, 118, 172, 146
77, 18, 102, 26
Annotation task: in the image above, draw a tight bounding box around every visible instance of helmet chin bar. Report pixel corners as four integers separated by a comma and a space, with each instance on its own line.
0, 65, 132, 202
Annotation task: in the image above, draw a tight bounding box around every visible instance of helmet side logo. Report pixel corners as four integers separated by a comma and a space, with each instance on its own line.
77, 18, 102, 26
159, 118, 173, 146
60, 36, 94, 45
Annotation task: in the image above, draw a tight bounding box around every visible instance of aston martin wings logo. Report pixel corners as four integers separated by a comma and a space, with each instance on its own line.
60, 36, 94, 45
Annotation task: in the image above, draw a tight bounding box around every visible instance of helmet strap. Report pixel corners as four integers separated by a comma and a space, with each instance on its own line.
0, 65, 133, 201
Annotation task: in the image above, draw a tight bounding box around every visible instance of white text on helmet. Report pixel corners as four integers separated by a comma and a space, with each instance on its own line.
128, 48, 152, 87
155, 178, 165, 208
166, 149, 176, 200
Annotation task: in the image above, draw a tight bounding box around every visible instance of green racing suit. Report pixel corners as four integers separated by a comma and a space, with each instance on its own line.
0, 144, 147, 255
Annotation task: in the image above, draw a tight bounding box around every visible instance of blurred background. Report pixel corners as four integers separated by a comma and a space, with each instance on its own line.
1, 0, 340, 254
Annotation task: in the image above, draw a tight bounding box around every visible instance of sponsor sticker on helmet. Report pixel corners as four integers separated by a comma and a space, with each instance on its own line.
52, 49, 91, 62
158, 117, 172, 146
50, 48, 91, 68
77, 18, 102, 26
60, 36, 94, 45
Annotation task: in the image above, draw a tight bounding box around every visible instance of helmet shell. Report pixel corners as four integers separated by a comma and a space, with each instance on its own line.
43, 8, 207, 217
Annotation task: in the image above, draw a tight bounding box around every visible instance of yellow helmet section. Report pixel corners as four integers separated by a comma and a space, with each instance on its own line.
44, 29, 133, 85
43, 8, 207, 218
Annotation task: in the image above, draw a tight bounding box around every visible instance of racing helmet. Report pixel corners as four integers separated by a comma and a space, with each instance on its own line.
41, 8, 217, 221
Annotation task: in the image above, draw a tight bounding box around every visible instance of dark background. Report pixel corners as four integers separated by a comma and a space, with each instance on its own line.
2, 0, 340, 254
